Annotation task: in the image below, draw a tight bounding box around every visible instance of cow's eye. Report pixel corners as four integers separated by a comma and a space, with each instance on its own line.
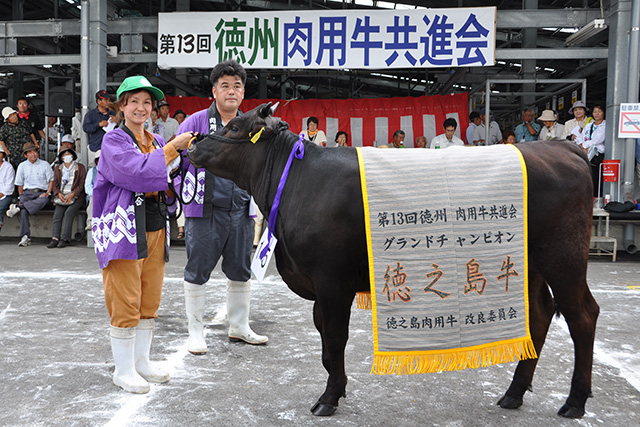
231, 125, 239, 132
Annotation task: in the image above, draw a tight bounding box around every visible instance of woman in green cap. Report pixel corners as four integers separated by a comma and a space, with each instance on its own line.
91, 76, 195, 393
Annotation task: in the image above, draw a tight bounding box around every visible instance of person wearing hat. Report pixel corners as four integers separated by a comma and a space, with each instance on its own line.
6, 142, 54, 247
514, 108, 541, 142
0, 145, 16, 233
156, 100, 179, 141
473, 110, 502, 145
82, 89, 115, 166
91, 75, 194, 394
538, 110, 565, 141
0, 106, 38, 170
47, 146, 86, 248
561, 100, 593, 141
172, 109, 187, 125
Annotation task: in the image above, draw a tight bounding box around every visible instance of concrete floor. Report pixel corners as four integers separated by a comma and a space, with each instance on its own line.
0, 238, 639, 426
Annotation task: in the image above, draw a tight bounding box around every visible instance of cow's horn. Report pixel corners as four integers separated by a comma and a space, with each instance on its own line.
270, 102, 279, 114
259, 103, 272, 118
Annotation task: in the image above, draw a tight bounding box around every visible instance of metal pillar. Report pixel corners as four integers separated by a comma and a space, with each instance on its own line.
623, 0, 640, 201
80, 0, 90, 168
522, 0, 538, 109
604, 0, 632, 191
89, 0, 108, 109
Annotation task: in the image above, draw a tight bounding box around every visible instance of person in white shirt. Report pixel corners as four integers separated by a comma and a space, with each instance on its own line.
538, 110, 565, 140
466, 111, 481, 145
430, 118, 465, 149
0, 145, 15, 233
473, 110, 502, 145
156, 100, 180, 141
575, 104, 606, 196
6, 142, 54, 246
415, 135, 427, 148
561, 100, 592, 141
307, 116, 327, 146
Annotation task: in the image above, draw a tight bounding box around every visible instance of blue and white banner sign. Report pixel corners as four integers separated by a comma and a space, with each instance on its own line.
158, 8, 496, 70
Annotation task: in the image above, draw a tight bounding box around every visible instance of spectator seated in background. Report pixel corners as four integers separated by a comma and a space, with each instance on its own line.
16, 97, 45, 143
157, 100, 179, 142
390, 130, 405, 148
84, 149, 100, 231
415, 135, 427, 148
502, 131, 517, 144
429, 118, 464, 149
146, 108, 165, 137
83, 89, 115, 166
575, 103, 606, 197
6, 142, 54, 247
0, 145, 16, 233
173, 109, 187, 125
307, 116, 327, 146
514, 108, 541, 142
47, 146, 86, 248
0, 106, 38, 170
335, 131, 349, 147
473, 110, 502, 145
538, 110, 565, 140
561, 101, 592, 141
53, 134, 77, 165
466, 111, 481, 145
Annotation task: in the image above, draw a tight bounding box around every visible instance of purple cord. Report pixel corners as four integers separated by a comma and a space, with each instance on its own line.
259, 133, 305, 259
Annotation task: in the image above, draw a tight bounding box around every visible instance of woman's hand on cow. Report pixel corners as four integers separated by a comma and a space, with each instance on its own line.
171, 132, 198, 152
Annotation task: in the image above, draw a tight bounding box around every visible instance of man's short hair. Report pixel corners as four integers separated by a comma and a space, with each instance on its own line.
469, 111, 480, 121
522, 108, 533, 115
443, 118, 458, 129
393, 130, 405, 138
210, 60, 247, 87
307, 116, 319, 126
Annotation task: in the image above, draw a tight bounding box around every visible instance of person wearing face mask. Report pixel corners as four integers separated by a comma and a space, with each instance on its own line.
47, 146, 86, 248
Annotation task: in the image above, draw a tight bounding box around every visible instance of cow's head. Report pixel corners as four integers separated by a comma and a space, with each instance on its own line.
187, 102, 280, 171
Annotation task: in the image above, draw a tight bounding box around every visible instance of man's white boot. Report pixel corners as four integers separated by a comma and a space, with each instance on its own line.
135, 319, 170, 383
110, 326, 150, 394
184, 281, 208, 354
227, 280, 268, 345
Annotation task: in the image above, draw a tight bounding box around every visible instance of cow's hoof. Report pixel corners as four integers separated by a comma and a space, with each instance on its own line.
497, 394, 522, 409
310, 401, 337, 416
557, 403, 584, 419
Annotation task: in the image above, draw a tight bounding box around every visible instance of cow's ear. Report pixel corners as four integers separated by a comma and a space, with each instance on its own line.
259, 103, 272, 118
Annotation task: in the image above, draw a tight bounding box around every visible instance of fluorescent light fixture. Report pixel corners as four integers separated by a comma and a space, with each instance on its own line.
565, 19, 607, 46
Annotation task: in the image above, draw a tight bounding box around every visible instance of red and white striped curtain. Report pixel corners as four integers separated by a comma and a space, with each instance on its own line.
165, 93, 469, 147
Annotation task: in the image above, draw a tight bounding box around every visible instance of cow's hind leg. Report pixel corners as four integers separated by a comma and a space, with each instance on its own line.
554, 283, 599, 418
310, 295, 352, 416
498, 272, 555, 410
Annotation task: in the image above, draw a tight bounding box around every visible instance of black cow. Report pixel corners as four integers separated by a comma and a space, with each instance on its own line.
187, 103, 599, 418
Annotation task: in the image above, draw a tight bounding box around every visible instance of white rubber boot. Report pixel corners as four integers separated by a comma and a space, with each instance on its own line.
110, 326, 150, 394
135, 319, 170, 383
227, 280, 268, 345
184, 281, 208, 354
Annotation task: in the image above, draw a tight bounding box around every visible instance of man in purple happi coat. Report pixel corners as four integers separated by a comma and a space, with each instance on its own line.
178, 60, 268, 354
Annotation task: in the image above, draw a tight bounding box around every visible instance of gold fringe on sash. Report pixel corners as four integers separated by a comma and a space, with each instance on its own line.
356, 292, 372, 310
371, 338, 537, 375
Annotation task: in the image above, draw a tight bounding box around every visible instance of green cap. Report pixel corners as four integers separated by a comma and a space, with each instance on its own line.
116, 76, 164, 101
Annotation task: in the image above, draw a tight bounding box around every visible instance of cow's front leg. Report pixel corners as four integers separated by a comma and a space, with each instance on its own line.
310, 295, 352, 416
